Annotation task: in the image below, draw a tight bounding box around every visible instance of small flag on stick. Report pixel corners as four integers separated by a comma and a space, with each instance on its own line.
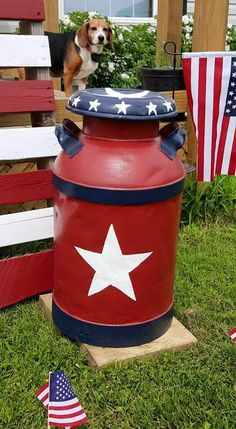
35, 371, 88, 428
228, 327, 236, 342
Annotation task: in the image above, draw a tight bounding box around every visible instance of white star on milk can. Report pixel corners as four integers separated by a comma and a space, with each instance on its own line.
52, 88, 186, 347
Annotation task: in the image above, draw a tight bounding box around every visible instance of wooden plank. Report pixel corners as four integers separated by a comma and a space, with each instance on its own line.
0, 127, 60, 160
0, 170, 54, 205
192, 0, 229, 51
0, 108, 81, 127
39, 294, 197, 368
82, 318, 197, 368
0, 113, 32, 127
43, 0, 59, 32
0, 68, 23, 80
0, 207, 53, 247
0, 81, 55, 113
43, 0, 61, 91
0, 249, 54, 309
0, 35, 51, 68
0, 0, 45, 21
18, 22, 56, 129
157, 0, 183, 67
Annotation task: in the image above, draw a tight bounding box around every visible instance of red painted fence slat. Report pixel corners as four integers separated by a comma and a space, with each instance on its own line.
0, 249, 54, 309
0, 81, 55, 114
0, 170, 55, 205
0, 0, 45, 21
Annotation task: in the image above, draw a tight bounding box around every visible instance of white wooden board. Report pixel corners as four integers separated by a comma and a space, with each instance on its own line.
0, 127, 61, 160
0, 207, 53, 247
0, 35, 51, 67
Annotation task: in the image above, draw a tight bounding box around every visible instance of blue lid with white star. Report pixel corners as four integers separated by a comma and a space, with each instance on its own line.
67, 88, 177, 120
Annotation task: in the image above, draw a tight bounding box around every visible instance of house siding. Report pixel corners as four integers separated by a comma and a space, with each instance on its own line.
1, 1, 236, 33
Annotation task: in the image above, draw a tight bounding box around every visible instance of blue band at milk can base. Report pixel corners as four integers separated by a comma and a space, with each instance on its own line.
52, 298, 173, 347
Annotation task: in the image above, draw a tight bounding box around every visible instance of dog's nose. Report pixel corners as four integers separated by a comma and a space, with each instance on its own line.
98, 35, 104, 43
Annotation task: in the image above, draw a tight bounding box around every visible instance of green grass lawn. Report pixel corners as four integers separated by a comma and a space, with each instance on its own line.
0, 223, 235, 429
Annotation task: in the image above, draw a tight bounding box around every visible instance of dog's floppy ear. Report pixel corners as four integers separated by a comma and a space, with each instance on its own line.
77, 23, 89, 48
108, 27, 114, 51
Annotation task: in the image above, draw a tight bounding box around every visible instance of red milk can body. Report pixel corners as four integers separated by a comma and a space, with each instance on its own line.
52, 88, 186, 347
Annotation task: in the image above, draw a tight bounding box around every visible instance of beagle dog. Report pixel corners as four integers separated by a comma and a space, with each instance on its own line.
45, 19, 114, 97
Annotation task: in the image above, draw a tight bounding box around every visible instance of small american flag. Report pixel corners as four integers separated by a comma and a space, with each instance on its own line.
228, 327, 236, 342
182, 51, 236, 181
35, 371, 88, 428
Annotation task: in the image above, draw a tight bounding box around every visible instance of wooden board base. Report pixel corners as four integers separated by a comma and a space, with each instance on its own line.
39, 293, 197, 368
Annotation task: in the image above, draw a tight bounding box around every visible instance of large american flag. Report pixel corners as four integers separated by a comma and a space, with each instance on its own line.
35, 371, 88, 428
182, 51, 236, 181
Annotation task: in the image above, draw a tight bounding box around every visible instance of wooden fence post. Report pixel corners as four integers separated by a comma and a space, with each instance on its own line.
187, 0, 229, 164
43, 0, 59, 32
156, 0, 183, 66
192, 0, 229, 52
43, 0, 61, 91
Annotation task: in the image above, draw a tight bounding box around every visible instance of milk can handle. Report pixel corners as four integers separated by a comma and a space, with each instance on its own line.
55, 118, 83, 158
159, 122, 186, 160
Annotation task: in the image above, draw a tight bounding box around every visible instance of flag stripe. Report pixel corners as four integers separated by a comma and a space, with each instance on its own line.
221, 117, 236, 174
228, 128, 236, 174
42, 398, 49, 407
214, 56, 232, 174
231, 332, 236, 340
48, 405, 83, 415
49, 418, 88, 428
215, 115, 230, 174
37, 390, 49, 402
49, 411, 87, 421
228, 327, 236, 336
49, 413, 88, 423
35, 382, 49, 399
204, 56, 215, 181
191, 57, 199, 134
182, 58, 194, 122
197, 58, 207, 181
211, 57, 223, 180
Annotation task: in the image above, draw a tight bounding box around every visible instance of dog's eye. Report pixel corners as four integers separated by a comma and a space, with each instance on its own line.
103, 28, 108, 32
90, 26, 97, 31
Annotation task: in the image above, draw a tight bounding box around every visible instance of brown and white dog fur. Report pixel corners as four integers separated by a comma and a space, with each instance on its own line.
45, 19, 114, 97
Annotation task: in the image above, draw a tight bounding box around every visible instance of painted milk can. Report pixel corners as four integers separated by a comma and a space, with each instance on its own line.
52, 88, 186, 347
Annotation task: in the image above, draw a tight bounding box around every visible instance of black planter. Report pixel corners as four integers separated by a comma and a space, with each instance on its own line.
140, 67, 185, 92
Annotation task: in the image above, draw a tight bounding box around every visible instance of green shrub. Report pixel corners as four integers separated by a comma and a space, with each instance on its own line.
60, 11, 236, 88
181, 175, 236, 225
181, 14, 236, 52
227, 24, 236, 50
